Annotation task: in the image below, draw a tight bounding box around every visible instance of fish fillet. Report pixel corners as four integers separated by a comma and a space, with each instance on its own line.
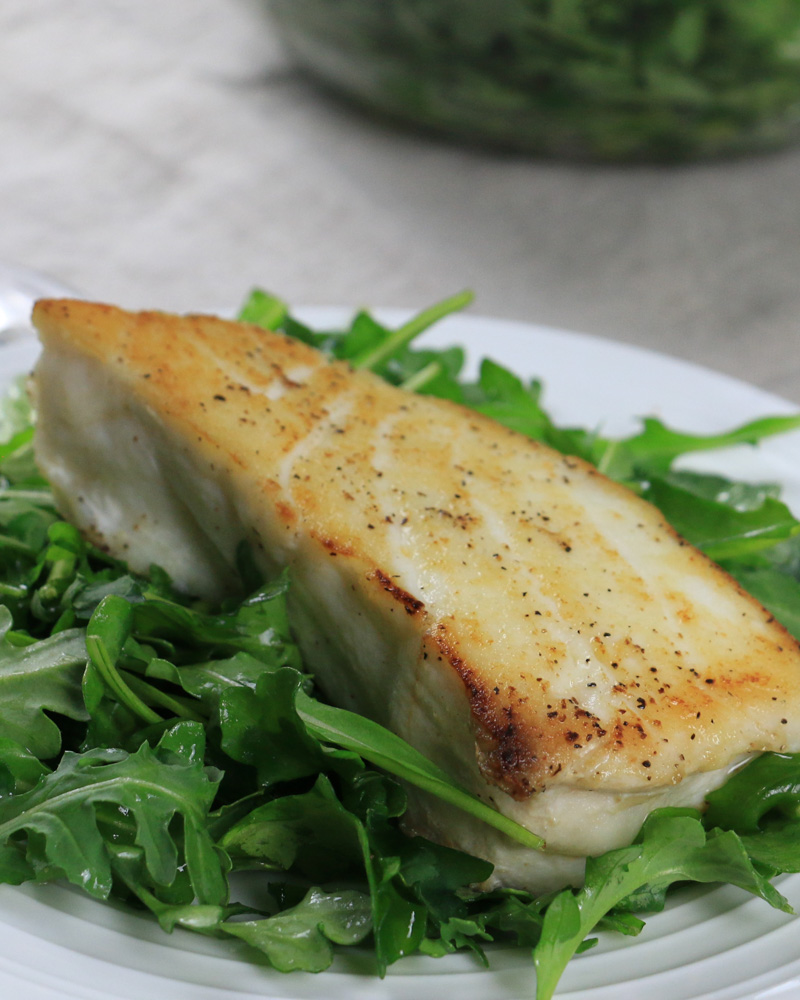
30, 299, 800, 891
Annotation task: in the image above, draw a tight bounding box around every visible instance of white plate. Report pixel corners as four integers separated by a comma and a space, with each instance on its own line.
3, 309, 800, 1000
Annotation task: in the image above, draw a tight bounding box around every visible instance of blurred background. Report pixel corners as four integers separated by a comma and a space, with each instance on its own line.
2, 0, 799, 399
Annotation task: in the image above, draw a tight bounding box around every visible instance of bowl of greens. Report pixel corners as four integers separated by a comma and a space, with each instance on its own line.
267, 0, 800, 161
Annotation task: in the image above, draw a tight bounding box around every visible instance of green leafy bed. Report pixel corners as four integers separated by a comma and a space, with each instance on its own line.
3, 292, 800, 999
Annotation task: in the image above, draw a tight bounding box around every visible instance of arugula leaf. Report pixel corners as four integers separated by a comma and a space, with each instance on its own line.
642, 477, 800, 561
0, 725, 225, 903
220, 774, 364, 879
217, 671, 335, 788
0, 426, 44, 488
86, 595, 161, 725
129, 578, 303, 669
0, 606, 88, 757
238, 289, 290, 331
662, 469, 782, 510
338, 770, 429, 973
110, 844, 242, 935
462, 360, 555, 439
222, 886, 373, 972
162, 650, 291, 712
703, 752, 800, 835
701, 754, 800, 877
391, 832, 493, 927
740, 825, 800, 875
0, 376, 35, 444
296, 690, 545, 850
0, 738, 49, 797
597, 414, 800, 480
0, 841, 34, 885
344, 768, 495, 966
532, 809, 791, 1000
725, 566, 800, 640
30, 522, 87, 623
348, 291, 474, 372
221, 769, 453, 974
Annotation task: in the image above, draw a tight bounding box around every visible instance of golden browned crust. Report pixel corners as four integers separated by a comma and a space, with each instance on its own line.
31, 298, 800, 799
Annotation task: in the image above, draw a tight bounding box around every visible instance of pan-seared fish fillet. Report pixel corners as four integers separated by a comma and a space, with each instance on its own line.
31, 299, 800, 891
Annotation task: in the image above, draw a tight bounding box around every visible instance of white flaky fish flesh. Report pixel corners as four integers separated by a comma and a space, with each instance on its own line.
31, 299, 800, 891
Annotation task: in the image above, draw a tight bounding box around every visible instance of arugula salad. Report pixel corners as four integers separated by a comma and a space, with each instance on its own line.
3, 291, 800, 999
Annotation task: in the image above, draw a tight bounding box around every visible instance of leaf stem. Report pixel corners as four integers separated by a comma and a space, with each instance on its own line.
350, 291, 474, 371
87, 633, 162, 725
296, 690, 543, 850
595, 438, 622, 476
0, 533, 36, 557
86, 598, 162, 726
124, 673, 206, 723
0, 488, 54, 503
400, 361, 442, 393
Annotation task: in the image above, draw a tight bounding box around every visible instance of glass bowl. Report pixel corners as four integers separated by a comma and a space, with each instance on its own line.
267, 0, 800, 162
